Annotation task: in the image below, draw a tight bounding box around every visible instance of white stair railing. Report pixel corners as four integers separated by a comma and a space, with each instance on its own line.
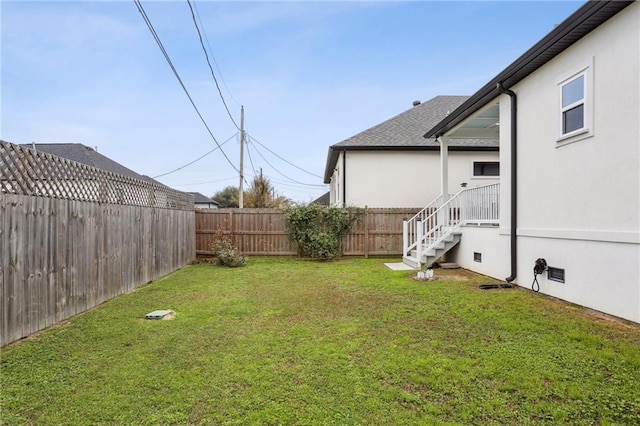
402, 194, 451, 257
403, 183, 500, 261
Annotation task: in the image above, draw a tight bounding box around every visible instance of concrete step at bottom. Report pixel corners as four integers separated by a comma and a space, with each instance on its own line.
403, 232, 462, 269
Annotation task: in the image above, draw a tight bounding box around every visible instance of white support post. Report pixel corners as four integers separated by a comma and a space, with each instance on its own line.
416, 219, 423, 267
438, 136, 450, 236
402, 219, 408, 257
439, 136, 449, 201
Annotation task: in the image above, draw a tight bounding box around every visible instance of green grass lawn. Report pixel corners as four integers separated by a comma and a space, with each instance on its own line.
2, 258, 639, 425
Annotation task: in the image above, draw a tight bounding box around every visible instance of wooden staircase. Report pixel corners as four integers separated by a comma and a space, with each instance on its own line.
402, 183, 500, 270
402, 229, 462, 269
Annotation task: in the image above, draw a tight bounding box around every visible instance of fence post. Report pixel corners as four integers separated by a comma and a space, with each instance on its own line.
364, 206, 369, 258
229, 209, 235, 252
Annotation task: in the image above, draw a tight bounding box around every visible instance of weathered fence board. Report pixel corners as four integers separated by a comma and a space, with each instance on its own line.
195, 207, 420, 257
1, 140, 196, 347
0, 194, 195, 348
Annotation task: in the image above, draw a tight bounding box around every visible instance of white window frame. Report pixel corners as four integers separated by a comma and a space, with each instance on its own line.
557, 59, 594, 145
561, 73, 585, 134
471, 161, 500, 179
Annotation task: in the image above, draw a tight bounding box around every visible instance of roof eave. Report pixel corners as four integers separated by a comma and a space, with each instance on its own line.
424, 0, 633, 139
323, 147, 340, 183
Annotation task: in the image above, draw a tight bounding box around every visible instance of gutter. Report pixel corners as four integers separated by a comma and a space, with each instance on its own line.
424, 1, 632, 140
496, 82, 517, 283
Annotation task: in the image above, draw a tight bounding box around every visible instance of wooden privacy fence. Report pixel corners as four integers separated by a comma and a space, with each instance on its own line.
196, 207, 421, 257
1, 141, 195, 347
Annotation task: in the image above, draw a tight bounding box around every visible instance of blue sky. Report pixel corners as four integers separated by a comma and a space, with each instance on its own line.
1, 0, 583, 203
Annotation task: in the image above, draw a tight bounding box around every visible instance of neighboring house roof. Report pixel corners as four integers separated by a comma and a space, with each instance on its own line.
189, 192, 218, 205
24, 143, 164, 186
324, 95, 499, 183
425, 0, 634, 139
312, 191, 330, 206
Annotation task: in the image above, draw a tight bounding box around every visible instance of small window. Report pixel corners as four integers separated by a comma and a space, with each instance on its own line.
548, 267, 565, 283
473, 162, 499, 177
560, 73, 586, 135
473, 252, 482, 263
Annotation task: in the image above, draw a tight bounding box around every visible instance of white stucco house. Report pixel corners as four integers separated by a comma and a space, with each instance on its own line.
189, 192, 219, 209
323, 96, 499, 208
404, 0, 639, 323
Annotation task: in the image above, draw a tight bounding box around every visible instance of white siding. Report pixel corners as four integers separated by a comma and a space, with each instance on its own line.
330, 150, 499, 208
345, 151, 440, 208
517, 236, 640, 323
329, 152, 342, 207
464, 3, 640, 322
448, 151, 500, 190
451, 226, 511, 280
513, 5, 640, 234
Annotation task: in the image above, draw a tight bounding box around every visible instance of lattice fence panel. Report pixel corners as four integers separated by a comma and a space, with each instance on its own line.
0, 141, 193, 210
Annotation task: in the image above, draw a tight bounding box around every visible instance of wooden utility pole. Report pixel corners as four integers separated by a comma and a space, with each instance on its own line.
239, 106, 245, 208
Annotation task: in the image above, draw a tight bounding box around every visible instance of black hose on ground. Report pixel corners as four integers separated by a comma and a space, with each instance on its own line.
479, 283, 512, 290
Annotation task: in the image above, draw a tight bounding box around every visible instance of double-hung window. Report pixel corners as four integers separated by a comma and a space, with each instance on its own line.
557, 60, 593, 144
561, 73, 585, 135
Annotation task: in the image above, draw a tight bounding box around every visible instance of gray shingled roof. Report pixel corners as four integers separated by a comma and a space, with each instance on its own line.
324, 96, 499, 183
23, 143, 163, 186
189, 192, 218, 205
312, 191, 330, 206
334, 96, 469, 148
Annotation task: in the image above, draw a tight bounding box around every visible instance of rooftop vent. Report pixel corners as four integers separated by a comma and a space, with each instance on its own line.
412, 100, 421, 107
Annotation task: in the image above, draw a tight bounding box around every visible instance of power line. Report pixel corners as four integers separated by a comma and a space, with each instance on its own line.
248, 134, 323, 179
152, 133, 237, 178
186, 0, 240, 130
244, 135, 260, 178
191, 0, 240, 106
133, 0, 239, 173
247, 137, 324, 187
267, 177, 328, 189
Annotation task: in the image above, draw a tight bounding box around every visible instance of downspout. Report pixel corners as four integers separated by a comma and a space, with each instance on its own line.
342, 150, 346, 208
497, 82, 517, 283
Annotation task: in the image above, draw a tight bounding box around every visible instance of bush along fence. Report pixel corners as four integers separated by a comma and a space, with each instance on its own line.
195, 207, 421, 258
1, 141, 195, 347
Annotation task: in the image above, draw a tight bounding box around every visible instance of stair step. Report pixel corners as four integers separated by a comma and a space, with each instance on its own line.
402, 256, 420, 270
403, 230, 462, 269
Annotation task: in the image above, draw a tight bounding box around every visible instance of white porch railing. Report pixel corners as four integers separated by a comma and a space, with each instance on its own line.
458, 183, 500, 225
403, 183, 500, 261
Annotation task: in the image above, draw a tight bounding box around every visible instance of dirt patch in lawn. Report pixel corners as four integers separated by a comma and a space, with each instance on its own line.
410, 268, 473, 283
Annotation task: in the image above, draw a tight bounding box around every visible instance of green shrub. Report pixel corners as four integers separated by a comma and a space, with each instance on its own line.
284, 204, 363, 260
211, 238, 247, 267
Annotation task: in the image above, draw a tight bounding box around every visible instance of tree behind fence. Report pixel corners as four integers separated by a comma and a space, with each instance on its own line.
1, 141, 195, 347
195, 207, 421, 257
